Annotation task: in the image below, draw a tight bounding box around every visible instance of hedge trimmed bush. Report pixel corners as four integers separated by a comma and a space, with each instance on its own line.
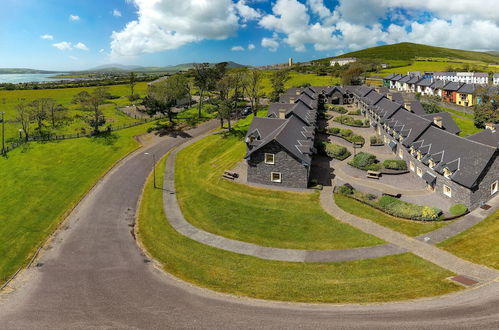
348, 152, 381, 171
325, 143, 351, 160
329, 105, 348, 114
328, 127, 340, 135
348, 109, 361, 115
336, 185, 442, 221
370, 136, 383, 145
329, 128, 365, 145
450, 204, 468, 216
383, 160, 408, 170
333, 115, 369, 127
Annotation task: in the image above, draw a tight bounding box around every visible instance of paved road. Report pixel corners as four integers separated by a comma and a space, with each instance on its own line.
1, 120, 498, 329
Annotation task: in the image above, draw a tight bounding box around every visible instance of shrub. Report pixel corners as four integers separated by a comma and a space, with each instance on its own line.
337, 184, 354, 195
383, 159, 408, 170
349, 152, 378, 169
349, 134, 365, 144
370, 136, 383, 145
328, 127, 340, 135
325, 143, 351, 160
450, 204, 468, 216
330, 106, 348, 114
333, 115, 368, 127
340, 129, 353, 137
378, 196, 441, 221
348, 109, 361, 115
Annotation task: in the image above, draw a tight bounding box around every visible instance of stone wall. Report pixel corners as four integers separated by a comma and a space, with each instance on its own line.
469, 154, 499, 209
247, 141, 309, 189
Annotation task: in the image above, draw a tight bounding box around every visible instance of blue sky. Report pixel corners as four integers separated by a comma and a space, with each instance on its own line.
1, 0, 499, 71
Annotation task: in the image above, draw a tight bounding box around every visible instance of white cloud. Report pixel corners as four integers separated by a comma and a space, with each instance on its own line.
110, 0, 240, 57
113, 9, 122, 17
74, 42, 89, 51
248, 43, 256, 50
235, 0, 261, 22
69, 14, 80, 21
231, 45, 245, 51
261, 33, 280, 52
99, 48, 105, 53
52, 41, 72, 51
40, 34, 54, 40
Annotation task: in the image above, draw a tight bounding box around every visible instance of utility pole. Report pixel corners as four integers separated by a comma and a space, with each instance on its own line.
1, 112, 5, 155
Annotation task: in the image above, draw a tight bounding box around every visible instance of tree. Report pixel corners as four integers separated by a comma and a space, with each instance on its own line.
269, 69, 290, 102
192, 63, 212, 119
72, 91, 91, 104
129, 72, 137, 97
28, 99, 48, 133
341, 64, 364, 85
77, 87, 110, 134
16, 101, 32, 141
143, 74, 190, 125
244, 70, 263, 117
474, 92, 499, 128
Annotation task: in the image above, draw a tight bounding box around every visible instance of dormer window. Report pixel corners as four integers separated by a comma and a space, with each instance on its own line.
428, 159, 436, 169
265, 153, 275, 165
417, 151, 422, 160
410, 146, 415, 155
443, 167, 452, 178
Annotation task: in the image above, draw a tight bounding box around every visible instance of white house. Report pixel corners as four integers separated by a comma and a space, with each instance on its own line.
330, 57, 357, 66
494, 73, 499, 85
472, 73, 488, 85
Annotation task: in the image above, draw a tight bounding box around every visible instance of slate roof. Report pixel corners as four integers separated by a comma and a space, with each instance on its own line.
416, 78, 433, 87
467, 125, 499, 148
421, 112, 461, 135
430, 80, 447, 89
390, 93, 405, 104
387, 110, 432, 146
372, 98, 403, 122
383, 73, 398, 80
245, 115, 315, 165
407, 76, 421, 84
406, 101, 426, 116
364, 90, 385, 106
398, 75, 411, 83
411, 126, 497, 188
443, 82, 463, 91
457, 83, 477, 94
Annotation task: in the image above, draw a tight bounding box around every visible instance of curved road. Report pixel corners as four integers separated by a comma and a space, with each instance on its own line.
0, 121, 498, 329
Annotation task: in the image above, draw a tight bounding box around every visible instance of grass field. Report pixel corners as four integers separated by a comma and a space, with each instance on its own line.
0, 82, 149, 142
439, 210, 499, 269
452, 115, 482, 137
260, 71, 340, 95
334, 194, 451, 237
0, 122, 152, 285
175, 132, 384, 249
138, 152, 461, 303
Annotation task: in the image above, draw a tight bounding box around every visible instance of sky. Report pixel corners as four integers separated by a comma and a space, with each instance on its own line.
2, 0, 499, 71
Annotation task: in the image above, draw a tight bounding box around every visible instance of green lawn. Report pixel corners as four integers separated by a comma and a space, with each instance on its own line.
138, 152, 461, 303
0, 122, 152, 285
452, 115, 482, 137
175, 132, 384, 250
334, 194, 451, 237
439, 211, 499, 269
439, 106, 474, 120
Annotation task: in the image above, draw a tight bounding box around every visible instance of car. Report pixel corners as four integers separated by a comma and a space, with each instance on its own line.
241, 106, 252, 116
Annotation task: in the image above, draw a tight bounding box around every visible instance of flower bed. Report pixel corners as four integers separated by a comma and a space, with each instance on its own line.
328, 105, 348, 114
324, 143, 351, 160
348, 152, 382, 171
333, 115, 370, 127
336, 184, 442, 221
370, 136, 384, 146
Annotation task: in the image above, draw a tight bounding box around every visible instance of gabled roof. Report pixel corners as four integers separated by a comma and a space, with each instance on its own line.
373, 98, 403, 122
412, 126, 497, 188
391, 74, 404, 81
406, 101, 426, 116
407, 76, 421, 84
457, 83, 477, 94
398, 75, 411, 83
383, 73, 397, 80
389, 110, 432, 146
416, 78, 433, 87
364, 90, 384, 106
430, 80, 447, 89
443, 81, 462, 91
467, 125, 499, 148
421, 112, 461, 135
245, 115, 315, 165
267, 103, 294, 118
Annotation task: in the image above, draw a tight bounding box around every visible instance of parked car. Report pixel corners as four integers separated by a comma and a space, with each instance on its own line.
241, 106, 252, 116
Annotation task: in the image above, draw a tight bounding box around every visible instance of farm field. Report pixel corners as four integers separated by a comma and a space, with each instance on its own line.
0, 82, 149, 143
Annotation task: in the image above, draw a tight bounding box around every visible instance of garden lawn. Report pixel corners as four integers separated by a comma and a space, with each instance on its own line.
175, 133, 384, 250
452, 115, 482, 137
138, 154, 462, 303
334, 194, 451, 237
0, 122, 151, 285
438, 210, 499, 269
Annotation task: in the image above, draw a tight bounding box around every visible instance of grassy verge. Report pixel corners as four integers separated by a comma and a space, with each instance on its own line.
137, 153, 461, 303
438, 211, 499, 269
452, 115, 482, 137
0, 122, 152, 285
334, 194, 451, 237
175, 133, 384, 250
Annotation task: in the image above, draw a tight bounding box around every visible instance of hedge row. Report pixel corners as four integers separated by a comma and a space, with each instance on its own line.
336, 184, 442, 221
348, 152, 408, 172
328, 105, 348, 114
333, 115, 369, 127
324, 143, 351, 160
328, 128, 365, 145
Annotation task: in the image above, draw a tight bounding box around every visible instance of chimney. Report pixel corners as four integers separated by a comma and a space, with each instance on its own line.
485, 122, 496, 132
289, 97, 295, 104
279, 109, 286, 119
296, 90, 301, 95
387, 93, 393, 100
404, 102, 412, 111
434, 116, 443, 128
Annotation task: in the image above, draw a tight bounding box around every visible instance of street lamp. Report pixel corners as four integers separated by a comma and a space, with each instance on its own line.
1, 112, 5, 155
144, 152, 157, 188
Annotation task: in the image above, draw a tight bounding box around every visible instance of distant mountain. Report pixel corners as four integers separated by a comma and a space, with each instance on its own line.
0, 68, 61, 74
82, 61, 247, 73
486, 51, 499, 57
317, 42, 499, 64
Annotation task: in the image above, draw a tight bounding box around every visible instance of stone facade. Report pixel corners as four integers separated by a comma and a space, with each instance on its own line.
247, 141, 309, 189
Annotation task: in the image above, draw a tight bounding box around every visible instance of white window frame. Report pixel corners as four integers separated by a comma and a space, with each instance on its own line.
271, 172, 282, 183
443, 185, 452, 198
398, 148, 404, 159
416, 167, 423, 177
443, 168, 452, 178
264, 153, 275, 165
491, 181, 498, 195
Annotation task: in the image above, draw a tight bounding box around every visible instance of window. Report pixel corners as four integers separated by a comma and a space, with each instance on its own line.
264, 153, 275, 165
429, 159, 435, 169
417, 151, 422, 161
271, 172, 282, 183
443, 185, 452, 198
409, 161, 415, 171
416, 167, 423, 177
492, 181, 498, 195
398, 148, 403, 159
443, 168, 452, 178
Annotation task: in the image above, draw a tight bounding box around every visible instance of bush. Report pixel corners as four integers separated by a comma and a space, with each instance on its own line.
325, 143, 351, 160
337, 184, 354, 195
349, 152, 378, 169
348, 109, 361, 115
330, 105, 348, 114
383, 159, 408, 170
340, 129, 353, 137
128, 94, 141, 101
333, 115, 369, 127
328, 127, 340, 135
349, 135, 365, 144
370, 136, 383, 145
450, 204, 468, 216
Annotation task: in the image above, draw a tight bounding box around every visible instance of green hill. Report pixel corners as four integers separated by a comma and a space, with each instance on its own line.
320, 42, 499, 64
